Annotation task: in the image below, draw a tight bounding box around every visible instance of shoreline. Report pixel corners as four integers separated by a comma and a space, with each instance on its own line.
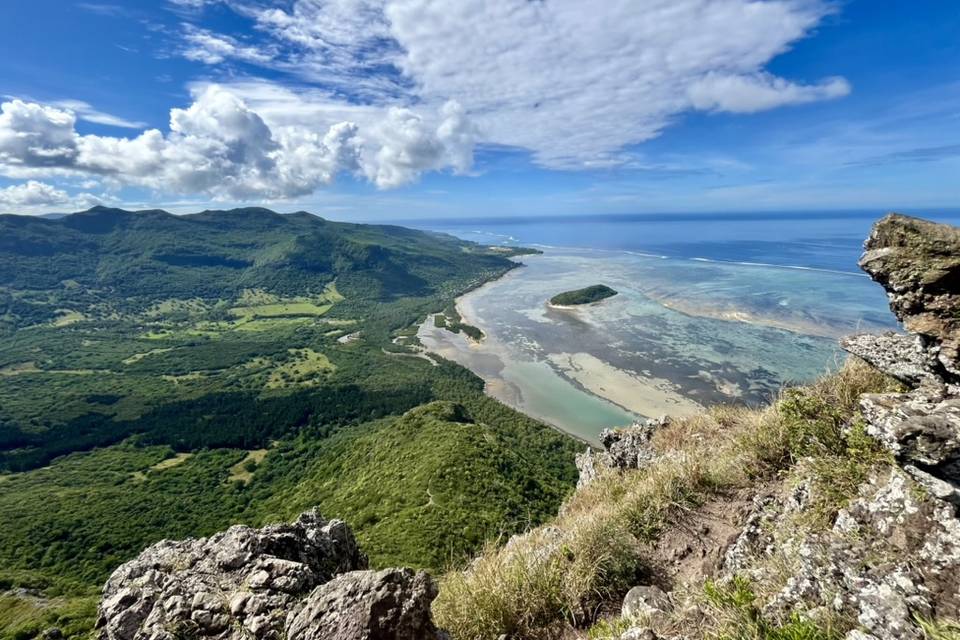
422, 253, 703, 439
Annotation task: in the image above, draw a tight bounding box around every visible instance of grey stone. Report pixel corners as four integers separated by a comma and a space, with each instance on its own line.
622, 585, 671, 621
858, 214, 960, 380
576, 416, 670, 488
284, 568, 443, 640
96, 509, 368, 640
841, 332, 941, 388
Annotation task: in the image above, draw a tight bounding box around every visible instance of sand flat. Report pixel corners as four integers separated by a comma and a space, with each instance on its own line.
548, 352, 703, 418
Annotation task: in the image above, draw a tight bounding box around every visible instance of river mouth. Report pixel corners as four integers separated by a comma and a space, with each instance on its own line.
418, 248, 896, 444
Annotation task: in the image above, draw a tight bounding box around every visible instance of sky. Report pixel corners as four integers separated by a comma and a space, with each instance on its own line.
0, 0, 958, 220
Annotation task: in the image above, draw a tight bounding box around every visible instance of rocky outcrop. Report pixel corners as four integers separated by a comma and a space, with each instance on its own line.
286, 569, 441, 640
858, 214, 960, 381
95, 510, 443, 640
719, 468, 960, 640
576, 416, 670, 488
843, 214, 960, 497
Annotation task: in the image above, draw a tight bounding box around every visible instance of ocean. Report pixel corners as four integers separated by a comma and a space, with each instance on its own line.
404, 210, 960, 443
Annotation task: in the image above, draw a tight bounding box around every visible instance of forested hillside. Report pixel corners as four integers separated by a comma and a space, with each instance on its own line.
0, 207, 574, 640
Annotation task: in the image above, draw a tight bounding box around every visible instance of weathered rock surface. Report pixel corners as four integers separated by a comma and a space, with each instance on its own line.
286, 568, 443, 640
840, 332, 940, 388
576, 416, 670, 488
858, 213, 960, 381
727, 468, 960, 640
621, 585, 671, 622
95, 510, 442, 640
842, 214, 960, 492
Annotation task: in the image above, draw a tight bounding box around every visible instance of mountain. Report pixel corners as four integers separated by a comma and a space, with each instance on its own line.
0, 207, 574, 640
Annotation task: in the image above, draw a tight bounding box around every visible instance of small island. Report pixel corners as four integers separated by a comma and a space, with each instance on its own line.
549, 284, 618, 306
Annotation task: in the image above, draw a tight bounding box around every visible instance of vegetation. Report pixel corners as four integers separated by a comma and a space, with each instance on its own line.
0, 207, 579, 639
433, 358, 902, 639
549, 284, 618, 306
434, 303, 484, 340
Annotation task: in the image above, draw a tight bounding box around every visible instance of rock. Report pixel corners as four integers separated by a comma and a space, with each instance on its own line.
622, 585, 672, 622
285, 568, 443, 640
758, 469, 960, 640
845, 632, 880, 640
619, 628, 658, 640
841, 332, 940, 388
96, 509, 369, 640
859, 391, 960, 485
859, 213, 960, 381
576, 416, 670, 488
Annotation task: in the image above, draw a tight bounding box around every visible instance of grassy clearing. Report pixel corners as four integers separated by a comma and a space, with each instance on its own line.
433, 359, 901, 639
230, 284, 343, 319
227, 449, 269, 485
265, 348, 335, 389
150, 452, 193, 471
122, 347, 174, 365
0, 593, 97, 640
229, 301, 333, 319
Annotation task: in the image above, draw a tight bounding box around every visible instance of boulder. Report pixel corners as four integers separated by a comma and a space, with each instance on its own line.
840, 332, 940, 388
285, 568, 443, 640
622, 585, 671, 622
96, 510, 439, 640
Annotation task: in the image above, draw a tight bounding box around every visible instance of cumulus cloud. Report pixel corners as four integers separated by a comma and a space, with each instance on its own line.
0, 86, 475, 198
0, 180, 101, 211
2, 1, 851, 204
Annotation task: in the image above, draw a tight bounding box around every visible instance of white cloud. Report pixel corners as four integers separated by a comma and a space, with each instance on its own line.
0, 86, 474, 197
0, 180, 102, 211
192, 0, 850, 169
48, 99, 147, 129
2, 1, 852, 203
687, 73, 851, 113
180, 25, 275, 65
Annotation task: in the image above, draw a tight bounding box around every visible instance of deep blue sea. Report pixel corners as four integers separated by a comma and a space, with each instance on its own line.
401, 210, 960, 274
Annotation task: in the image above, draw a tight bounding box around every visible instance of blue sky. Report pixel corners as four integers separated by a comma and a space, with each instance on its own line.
0, 0, 958, 219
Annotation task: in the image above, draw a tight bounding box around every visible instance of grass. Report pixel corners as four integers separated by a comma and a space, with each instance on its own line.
227, 449, 268, 485
229, 301, 333, 318
264, 348, 335, 389
0, 593, 97, 640
433, 358, 901, 640
917, 618, 960, 640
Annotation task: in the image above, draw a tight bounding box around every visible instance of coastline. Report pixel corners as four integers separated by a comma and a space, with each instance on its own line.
418, 253, 704, 441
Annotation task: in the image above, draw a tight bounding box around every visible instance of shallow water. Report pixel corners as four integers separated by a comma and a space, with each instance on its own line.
412, 211, 960, 443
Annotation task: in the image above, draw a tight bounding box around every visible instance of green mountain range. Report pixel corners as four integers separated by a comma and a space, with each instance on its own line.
0, 207, 575, 639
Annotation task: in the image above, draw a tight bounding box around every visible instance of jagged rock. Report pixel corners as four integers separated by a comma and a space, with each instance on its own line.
759, 469, 960, 640
859, 391, 960, 485
622, 585, 672, 622
841, 332, 940, 388
285, 568, 443, 640
576, 416, 670, 488
859, 213, 960, 381
96, 510, 369, 640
